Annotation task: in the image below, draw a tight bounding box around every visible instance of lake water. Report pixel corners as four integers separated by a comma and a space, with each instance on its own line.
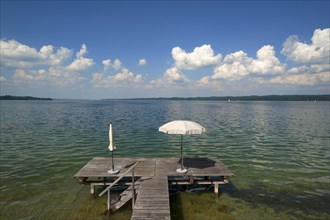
0, 100, 329, 220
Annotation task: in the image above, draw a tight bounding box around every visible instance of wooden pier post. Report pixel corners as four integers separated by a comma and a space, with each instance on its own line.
107, 188, 111, 211
224, 176, 229, 183
91, 184, 95, 195
214, 183, 219, 194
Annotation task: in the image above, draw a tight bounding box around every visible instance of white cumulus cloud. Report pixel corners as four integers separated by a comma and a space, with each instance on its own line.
66, 44, 94, 71
149, 67, 190, 88
267, 72, 329, 86
281, 28, 330, 63
287, 64, 330, 74
66, 57, 94, 71
0, 39, 72, 68
12, 67, 86, 86
150, 44, 221, 88
118, 68, 142, 82
1, 39, 40, 62
255, 57, 329, 87
102, 59, 112, 71
250, 45, 286, 74
138, 59, 147, 66
76, 44, 88, 58
91, 65, 143, 88
212, 50, 252, 80
197, 76, 222, 90
164, 67, 189, 82
172, 44, 222, 70
101, 58, 122, 71
112, 59, 122, 71
212, 45, 285, 80
0, 40, 94, 87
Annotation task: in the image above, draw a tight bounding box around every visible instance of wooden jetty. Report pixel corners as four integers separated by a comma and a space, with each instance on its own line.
74, 157, 234, 219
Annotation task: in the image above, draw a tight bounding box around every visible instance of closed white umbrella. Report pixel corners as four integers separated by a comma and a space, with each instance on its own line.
159, 120, 206, 173
108, 123, 116, 151
108, 123, 119, 174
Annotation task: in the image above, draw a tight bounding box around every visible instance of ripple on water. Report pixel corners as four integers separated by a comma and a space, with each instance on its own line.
0, 100, 329, 219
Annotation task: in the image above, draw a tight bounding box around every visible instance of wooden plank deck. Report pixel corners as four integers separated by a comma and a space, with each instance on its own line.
74, 157, 234, 179
74, 157, 234, 219
131, 176, 170, 220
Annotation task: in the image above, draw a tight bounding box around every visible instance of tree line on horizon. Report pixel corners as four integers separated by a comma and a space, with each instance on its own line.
1, 94, 329, 101
124, 94, 329, 101
0, 95, 52, 100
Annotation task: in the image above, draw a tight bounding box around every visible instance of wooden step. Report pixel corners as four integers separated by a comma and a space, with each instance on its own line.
112, 178, 142, 210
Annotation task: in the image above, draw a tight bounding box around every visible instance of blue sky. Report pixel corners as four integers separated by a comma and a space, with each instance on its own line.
1, 0, 329, 99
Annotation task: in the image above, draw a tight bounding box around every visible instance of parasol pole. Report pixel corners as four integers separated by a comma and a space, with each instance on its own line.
111, 150, 115, 171
111, 123, 115, 171
181, 134, 183, 170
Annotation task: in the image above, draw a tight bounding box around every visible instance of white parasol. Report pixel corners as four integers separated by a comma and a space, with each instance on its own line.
107, 123, 119, 174
159, 120, 206, 173
108, 123, 116, 151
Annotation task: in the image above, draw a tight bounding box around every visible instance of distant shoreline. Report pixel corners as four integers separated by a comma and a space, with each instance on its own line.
0, 95, 52, 100
1, 94, 329, 101
105, 95, 330, 101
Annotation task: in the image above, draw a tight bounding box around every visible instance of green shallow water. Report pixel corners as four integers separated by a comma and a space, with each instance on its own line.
0, 100, 329, 220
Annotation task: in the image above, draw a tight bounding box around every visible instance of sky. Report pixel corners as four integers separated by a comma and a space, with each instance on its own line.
0, 0, 329, 99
